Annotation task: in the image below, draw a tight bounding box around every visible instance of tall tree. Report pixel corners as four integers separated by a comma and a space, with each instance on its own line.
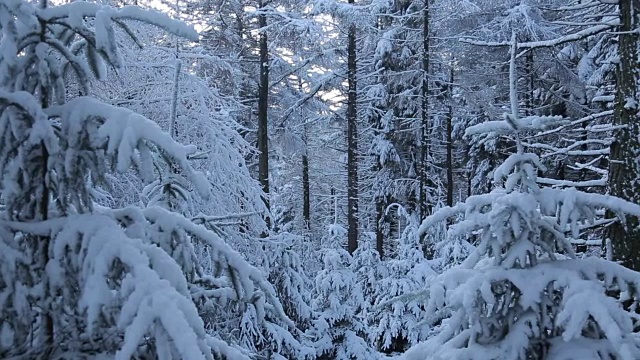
608, 0, 640, 270
445, 62, 454, 208
419, 0, 431, 218
404, 37, 640, 359
0, 2, 296, 358
257, 0, 271, 229
347, 0, 359, 254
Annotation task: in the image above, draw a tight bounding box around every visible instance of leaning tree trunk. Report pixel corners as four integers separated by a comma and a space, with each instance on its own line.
347, 0, 359, 254
607, 0, 640, 270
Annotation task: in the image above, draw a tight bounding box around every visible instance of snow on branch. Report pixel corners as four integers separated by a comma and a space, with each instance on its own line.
417, 192, 502, 238
0, 90, 48, 124
45, 97, 211, 197
460, 23, 616, 50
38, 3, 198, 42
38, 3, 197, 69
465, 115, 567, 137
0, 214, 214, 359
137, 206, 295, 329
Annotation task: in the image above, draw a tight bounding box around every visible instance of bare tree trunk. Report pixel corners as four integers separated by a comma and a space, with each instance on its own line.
298, 78, 311, 233
376, 199, 384, 258
446, 64, 454, 208
257, 0, 271, 229
524, 49, 534, 116
36, 0, 54, 349
331, 187, 337, 224
419, 0, 431, 219
166, 12, 182, 211
347, 0, 359, 254
467, 169, 472, 198
607, 0, 640, 270
302, 153, 311, 231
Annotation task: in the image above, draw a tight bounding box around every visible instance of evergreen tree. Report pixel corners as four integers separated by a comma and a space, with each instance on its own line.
374, 209, 435, 353
607, 0, 640, 270
312, 248, 378, 360
0, 1, 294, 358
403, 37, 640, 360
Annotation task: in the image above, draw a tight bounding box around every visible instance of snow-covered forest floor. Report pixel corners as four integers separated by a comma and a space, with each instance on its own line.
1, 0, 640, 359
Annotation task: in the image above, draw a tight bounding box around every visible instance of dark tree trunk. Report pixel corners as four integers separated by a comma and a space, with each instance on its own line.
331, 187, 337, 223
38, 0, 54, 347
607, 0, 640, 270
446, 64, 454, 208
467, 169, 472, 198
524, 49, 534, 116
257, 1, 271, 229
347, 0, 359, 254
419, 0, 431, 219
298, 76, 311, 233
302, 153, 311, 231
376, 199, 384, 258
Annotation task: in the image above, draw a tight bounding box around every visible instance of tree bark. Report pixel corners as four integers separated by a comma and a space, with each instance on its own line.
419, 0, 431, 219
524, 49, 534, 117
607, 0, 640, 270
38, 0, 54, 348
302, 153, 311, 231
446, 63, 454, 208
376, 199, 384, 258
257, 0, 271, 229
347, 0, 359, 254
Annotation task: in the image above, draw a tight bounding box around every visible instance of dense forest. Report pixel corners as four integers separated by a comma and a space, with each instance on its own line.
1, 0, 640, 359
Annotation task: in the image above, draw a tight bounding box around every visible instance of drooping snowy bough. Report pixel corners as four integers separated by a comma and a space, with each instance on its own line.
0, 1, 293, 359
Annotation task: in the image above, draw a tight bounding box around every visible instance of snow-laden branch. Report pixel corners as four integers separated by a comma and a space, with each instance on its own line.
45, 97, 211, 197
465, 115, 567, 137
192, 211, 264, 224
139, 206, 295, 329
39, 4, 198, 42
537, 177, 607, 188
460, 22, 616, 50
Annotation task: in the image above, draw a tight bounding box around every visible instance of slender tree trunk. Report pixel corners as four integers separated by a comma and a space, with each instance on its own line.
347, 0, 359, 254
257, 1, 271, 229
607, 0, 640, 270
376, 199, 384, 258
524, 49, 534, 116
37, 0, 54, 349
331, 187, 337, 224
446, 64, 454, 208
169, 62, 182, 140
419, 0, 431, 219
39, 122, 53, 352
166, 20, 182, 211
302, 153, 311, 231
467, 168, 472, 198
299, 78, 311, 233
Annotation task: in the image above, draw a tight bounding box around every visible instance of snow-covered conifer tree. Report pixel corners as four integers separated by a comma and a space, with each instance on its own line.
352, 233, 387, 307
311, 225, 379, 359
374, 209, 435, 353
0, 1, 294, 358
403, 35, 640, 360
